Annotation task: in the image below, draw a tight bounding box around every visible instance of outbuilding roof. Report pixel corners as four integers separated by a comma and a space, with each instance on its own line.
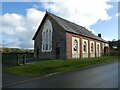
33, 12, 107, 42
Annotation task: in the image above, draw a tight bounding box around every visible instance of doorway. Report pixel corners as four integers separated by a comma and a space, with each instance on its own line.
36, 48, 39, 58
56, 42, 60, 59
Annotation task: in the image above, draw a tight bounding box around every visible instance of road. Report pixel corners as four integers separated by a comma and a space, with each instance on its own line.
4, 61, 118, 88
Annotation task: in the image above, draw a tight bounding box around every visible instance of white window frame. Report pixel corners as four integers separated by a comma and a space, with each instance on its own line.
97, 44, 99, 53
72, 37, 80, 58
96, 42, 100, 53
90, 41, 95, 53
73, 39, 78, 52
82, 39, 88, 53
83, 41, 87, 52
91, 43, 94, 52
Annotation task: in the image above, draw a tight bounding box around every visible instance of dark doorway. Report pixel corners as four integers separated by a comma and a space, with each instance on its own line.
36, 48, 39, 58
56, 42, 60, 59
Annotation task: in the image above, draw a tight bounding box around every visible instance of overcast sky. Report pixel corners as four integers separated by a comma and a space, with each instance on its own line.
0, 0, 119, 49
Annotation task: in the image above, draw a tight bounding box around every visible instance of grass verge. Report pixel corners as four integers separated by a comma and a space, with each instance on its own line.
3, 56, 119, 76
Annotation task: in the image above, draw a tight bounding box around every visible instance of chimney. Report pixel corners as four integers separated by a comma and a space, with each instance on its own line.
98, 33, 101, 38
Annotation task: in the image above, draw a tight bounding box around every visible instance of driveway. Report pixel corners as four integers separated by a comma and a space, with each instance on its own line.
3, 61, 119, 88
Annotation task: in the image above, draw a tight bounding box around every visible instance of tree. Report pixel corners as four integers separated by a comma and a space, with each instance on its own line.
118, 40, 120, 50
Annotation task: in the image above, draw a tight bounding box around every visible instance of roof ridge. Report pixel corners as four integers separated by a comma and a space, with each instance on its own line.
47, 12, 96, 35
34, 12, 107, 42
47, 12, 86, 28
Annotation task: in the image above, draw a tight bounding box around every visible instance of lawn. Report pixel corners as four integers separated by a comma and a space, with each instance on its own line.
3, 56, 118, 76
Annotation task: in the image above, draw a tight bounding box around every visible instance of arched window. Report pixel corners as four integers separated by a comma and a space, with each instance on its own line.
42, 20, 53, 52
74, 39, 78, 52
43, 32, 45, 50
97, 44, 99, 53
49, 30, 52, 50
46, 30, 49, 50
83, 41, 87, 52
91, 43, 94, 52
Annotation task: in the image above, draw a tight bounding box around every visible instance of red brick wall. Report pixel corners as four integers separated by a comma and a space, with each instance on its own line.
66, 33, 72, 59
66, 32, 106, 59
80, 36, 82, 58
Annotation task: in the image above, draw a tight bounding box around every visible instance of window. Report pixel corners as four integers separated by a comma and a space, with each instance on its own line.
74, 39, 78, 52
43, 32, 45, 50
42, 20, 53, 52
49, 30, 52, 50
46, 30, 49, 50
97, 44, 99, 53
83, 41, 87, 52
91, 43, 94, 52
43, 29, 52, 51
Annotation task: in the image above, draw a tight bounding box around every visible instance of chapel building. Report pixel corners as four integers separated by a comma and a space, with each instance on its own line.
33, 12, 109, 59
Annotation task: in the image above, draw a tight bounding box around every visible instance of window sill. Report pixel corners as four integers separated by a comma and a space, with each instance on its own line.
42, 50, 52, 52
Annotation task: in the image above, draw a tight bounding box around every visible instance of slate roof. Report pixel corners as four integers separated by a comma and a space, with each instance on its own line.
33, 12, 107, 42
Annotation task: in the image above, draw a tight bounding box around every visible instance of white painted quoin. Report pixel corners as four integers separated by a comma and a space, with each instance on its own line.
90, 41, 95, 57
42, 19, 53, 52
96, 42, 101, 57
82, 39, 88, 58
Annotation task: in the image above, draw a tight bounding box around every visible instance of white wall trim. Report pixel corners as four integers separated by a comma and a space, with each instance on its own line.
90, 41, 95, 53
72, 37, 80, 58
96, 42, 101, 57
90, 41, 95, 57
82, 39, 88, 58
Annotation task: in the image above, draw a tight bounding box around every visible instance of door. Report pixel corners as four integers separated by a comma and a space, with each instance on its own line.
36, 48, 39, 58
56, 42, 60, 59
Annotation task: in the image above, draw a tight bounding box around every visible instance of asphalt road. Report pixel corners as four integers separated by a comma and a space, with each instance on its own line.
4, 61, 118, 88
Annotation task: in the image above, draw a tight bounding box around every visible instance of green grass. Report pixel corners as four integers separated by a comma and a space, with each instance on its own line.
3, 56, 119, 76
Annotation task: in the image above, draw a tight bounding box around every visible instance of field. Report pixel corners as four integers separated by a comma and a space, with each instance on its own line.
3, 56, 119, 76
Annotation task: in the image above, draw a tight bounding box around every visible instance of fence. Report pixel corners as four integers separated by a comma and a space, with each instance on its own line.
108, 49, 120, 56
2, 53, 35, 67
2, 50, 119, 67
